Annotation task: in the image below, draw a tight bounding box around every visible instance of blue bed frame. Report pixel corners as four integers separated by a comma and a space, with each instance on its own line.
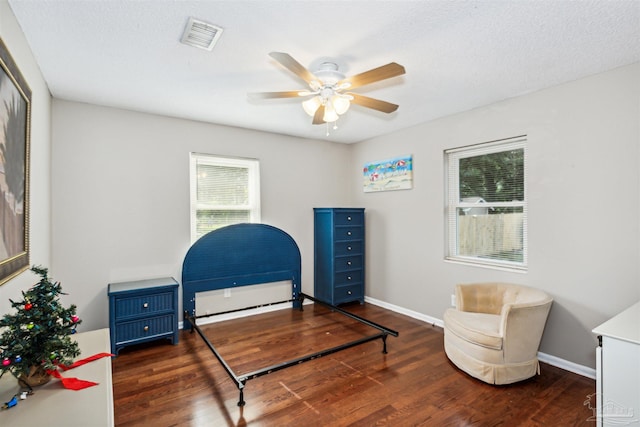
182, 223, 398, 406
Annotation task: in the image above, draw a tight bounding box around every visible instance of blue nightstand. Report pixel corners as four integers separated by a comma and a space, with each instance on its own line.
108, 277, 179, 355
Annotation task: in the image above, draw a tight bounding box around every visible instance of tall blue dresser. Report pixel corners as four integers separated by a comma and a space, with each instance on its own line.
314, 208, 365, 305
108, 277, 179, 355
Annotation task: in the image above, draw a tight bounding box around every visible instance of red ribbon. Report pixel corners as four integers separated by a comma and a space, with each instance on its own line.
47, 352, 114, 390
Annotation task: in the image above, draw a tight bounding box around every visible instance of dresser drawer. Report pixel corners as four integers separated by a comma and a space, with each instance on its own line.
334, 226, 363, 240
114, 314, 175, 344
334, 270, 363, 286
114, 291, 175, 319
334, 284, 363, 303
335, 240, 363, 256
334, 211, 364, 226
335, 255, 363, 271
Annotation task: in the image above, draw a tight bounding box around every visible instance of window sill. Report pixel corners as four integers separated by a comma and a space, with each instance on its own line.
444, 257, 528, 274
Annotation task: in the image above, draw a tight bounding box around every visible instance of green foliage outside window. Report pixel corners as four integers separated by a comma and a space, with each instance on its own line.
459, 148, 524, 213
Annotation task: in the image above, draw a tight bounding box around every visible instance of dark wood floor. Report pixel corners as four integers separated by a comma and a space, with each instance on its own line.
112, 303, 596, 426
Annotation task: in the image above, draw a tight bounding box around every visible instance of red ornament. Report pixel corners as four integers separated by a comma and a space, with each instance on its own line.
71, 315, 80, 323
24, 303, 32, 310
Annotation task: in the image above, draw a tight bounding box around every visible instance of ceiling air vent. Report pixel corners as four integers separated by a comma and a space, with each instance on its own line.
180, 17, 223, 51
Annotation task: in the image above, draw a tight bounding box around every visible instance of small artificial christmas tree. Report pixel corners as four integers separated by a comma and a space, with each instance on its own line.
0, 266, 81, 386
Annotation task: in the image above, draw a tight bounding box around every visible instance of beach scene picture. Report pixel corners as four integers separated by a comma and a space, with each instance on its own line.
363, 155, 413, 193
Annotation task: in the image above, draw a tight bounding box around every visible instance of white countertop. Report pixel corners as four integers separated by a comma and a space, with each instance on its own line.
593, 301, 640, 345
0, 328, 114, 427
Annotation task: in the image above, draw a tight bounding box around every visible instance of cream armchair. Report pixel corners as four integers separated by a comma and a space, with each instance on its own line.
443, 283, 553, 385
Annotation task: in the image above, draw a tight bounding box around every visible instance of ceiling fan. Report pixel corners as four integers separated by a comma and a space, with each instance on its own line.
248, 52, 406, 127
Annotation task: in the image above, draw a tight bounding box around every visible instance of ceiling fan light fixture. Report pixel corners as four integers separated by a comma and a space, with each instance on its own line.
332, 95, 351, 115
302, 96, 322, 117
323, 101, 339, 123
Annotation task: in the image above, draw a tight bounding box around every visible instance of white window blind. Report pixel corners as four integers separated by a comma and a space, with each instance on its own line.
189, 154, 260, 242
445, 136, 527, 269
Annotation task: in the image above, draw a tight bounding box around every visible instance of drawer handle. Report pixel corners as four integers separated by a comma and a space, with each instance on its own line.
347, 276, 352, 280
143, 302, 149, 309
143, 326, 149, 332
347, 246, 352, 251
347, 216, 351, 221
347, 231, 352, 236
347, 290, 352, 295
347, 261, 352, 266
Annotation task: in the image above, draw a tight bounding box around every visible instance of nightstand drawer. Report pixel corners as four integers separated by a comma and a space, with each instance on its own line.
115, 292, 174, 319
115, 315, 175, 344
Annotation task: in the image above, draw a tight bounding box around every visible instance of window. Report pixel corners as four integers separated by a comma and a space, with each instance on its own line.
445, 136, 527, 269
190, 153, 260, 242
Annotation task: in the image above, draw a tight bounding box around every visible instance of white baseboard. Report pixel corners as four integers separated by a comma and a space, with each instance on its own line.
537, 351, 596, 379
364, 296, 596, 380
364, 296, 444, 328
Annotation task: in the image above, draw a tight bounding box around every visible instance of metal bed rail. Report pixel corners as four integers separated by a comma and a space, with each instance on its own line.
184, 294, 399, 406
299, 292, 399, 351
188, 299, 295, 323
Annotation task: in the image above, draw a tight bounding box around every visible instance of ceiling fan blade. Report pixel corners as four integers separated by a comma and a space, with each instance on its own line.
348, 93, 399, 113
339, 62, 405, 90
312, 105, 325, 125
248, 90, 312, 100
269, 52, 318, 85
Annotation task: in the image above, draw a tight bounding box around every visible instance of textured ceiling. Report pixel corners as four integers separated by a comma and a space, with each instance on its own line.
7, 0, 640, 144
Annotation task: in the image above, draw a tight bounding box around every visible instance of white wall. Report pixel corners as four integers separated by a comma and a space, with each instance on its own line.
351, 62, 640, 369
0, 1, 52, 313
51, 101, 352, 331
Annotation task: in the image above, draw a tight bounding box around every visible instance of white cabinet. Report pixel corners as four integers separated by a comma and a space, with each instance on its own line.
593, 301, 640, 427
0, 329, 113, 426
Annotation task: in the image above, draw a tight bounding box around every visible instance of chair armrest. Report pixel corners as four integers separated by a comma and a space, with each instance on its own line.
501, 298, 553, 362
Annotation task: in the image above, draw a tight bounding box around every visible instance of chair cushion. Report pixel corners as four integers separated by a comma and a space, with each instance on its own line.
444, 308, 503, 350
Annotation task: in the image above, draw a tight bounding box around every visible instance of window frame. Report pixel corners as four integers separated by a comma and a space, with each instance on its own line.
189, 153, 261, 243
445, 136, 527, 271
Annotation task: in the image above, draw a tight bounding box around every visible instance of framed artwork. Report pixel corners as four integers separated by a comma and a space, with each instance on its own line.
363, 155, 413, 193
0, 37, 31, 285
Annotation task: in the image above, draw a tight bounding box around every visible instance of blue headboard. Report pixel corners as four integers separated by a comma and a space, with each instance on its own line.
182, 223, 302, 318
